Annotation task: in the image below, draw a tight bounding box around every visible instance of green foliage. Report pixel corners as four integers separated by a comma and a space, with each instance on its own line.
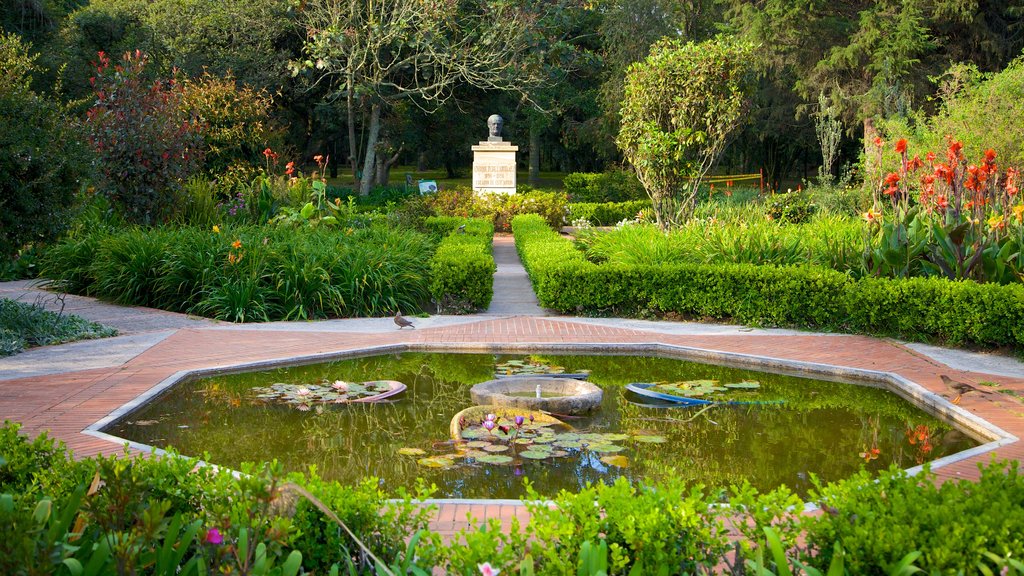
428, 218, 496, 313
179, 73, 280, 176
804, 462, 1024, 574
522, 477, 730, 575
85, 50, 204, 225
562, 171, 646, 203
480, 190, 569, 232
0, 32, 90, 260
617, 37, 755, 228
41, 225, 434, 321
567, 201, 652, 227
0, 422, 92, 497
0, 299, 117, 357
513, 215, 1024, 347
765, 190, 818, 224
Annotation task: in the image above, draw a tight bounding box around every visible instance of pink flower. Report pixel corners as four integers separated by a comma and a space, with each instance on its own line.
478, 563, 500, 576
205, 528, 223, 545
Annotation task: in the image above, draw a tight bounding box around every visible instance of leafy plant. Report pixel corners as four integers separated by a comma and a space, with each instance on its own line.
617, 37, 755, 228
0, 299, 117, 357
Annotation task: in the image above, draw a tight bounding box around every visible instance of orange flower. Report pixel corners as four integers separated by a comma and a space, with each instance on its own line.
884, 172, 900, 186
988, 214, 1005, 231
285, 161, 296, 176
934, 195, 949, 210
862, 208, 882, 223
232, 239, 242, 249
873, 136, 884, 148
984, 149, 997, 163
895, 139, 907, 154
263, 147, 273, 158
313, 154, 324, 165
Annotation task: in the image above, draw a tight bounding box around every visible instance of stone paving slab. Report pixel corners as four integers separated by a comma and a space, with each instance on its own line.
484, 234, 549, 316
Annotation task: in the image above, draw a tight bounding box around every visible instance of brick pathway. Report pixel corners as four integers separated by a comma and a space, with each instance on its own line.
2, 316, 1023, 537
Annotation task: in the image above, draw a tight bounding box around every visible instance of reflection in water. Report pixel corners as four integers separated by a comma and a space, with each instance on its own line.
107, 353, 977, 498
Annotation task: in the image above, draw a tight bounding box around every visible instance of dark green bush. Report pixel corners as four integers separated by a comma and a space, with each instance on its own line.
41, 225, 434, 321
563, 170, 647, 203
513, 215, 1024, 347
568, 200, 652, 226
0, 33, 90, 260
428, 217, 496, 313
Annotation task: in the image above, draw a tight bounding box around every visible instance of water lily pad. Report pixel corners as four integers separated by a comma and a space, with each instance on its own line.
600, 455, 629, 467
633, 435, 668, 444
554, 439, 583, 449
397, 447, 426, 456
724, 381, 761, 390
550, 450, 569, 458
514, 438, 534, 445
588, 444, 625, 453
460, 428, 489, 440
462, 450, 488, 458
476, 454, 514, 465
417, 456, 454, 468
520, 450, 551, 460
532, 435, 556, 444
483, 444, 509, 453
466, 440, 491, 448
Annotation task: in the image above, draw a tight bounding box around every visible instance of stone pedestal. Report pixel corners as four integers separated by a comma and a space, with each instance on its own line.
472, 142, 518, 194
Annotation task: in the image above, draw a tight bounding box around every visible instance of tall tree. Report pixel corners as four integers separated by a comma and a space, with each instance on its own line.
293, 0, 541, 196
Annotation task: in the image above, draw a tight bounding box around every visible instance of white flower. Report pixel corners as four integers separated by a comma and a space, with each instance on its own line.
331, 381, 349, 392
296, 387, 311, 396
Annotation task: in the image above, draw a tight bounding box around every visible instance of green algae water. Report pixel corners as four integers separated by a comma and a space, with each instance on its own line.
106, 353, 977, 498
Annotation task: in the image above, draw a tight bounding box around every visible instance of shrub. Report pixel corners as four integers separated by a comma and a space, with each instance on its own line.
568, 200, 652, 226
0, 299, 117, 356
804, 462, 1024, 574
513, 215, 1024, 347
0, 33, 90, 260
85, 50, 204, 225
179, 73, 281, 175
563, 170, 646, 203
428, 218, 496, 313
618, 37, 756, 228
41, 225, 434, 321
765, 189, 818, 223
481, 190, 569, 232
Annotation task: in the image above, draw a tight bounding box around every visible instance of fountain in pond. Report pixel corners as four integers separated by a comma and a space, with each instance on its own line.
470, 376, 603, 415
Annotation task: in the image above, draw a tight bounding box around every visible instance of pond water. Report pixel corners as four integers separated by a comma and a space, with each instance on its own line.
106, 352, 977, 498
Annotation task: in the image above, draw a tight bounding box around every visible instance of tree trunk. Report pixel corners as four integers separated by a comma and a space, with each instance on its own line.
417, 151, 428, 171
359, 103, 381, 196
529, 122, 541, 188
374, 144, 404, 186
346, 78, 360, 189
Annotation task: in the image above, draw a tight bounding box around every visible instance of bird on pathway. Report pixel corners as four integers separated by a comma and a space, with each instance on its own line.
941, 374, 991, 405
394, 310, 415, 330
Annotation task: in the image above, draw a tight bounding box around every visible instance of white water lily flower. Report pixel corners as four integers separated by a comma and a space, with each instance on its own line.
296, 387, 311, 396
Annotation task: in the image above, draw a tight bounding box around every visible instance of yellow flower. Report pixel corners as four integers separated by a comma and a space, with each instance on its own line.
988, 214, 1005, 231
1014, 205, 1024, 223
862, 208, 882, 223
212, 225, 221, 234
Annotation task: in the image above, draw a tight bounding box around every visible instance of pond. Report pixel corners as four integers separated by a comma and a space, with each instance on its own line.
105, 352, 977, 499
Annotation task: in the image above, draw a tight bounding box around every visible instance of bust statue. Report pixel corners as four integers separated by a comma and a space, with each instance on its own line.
487, 114, 504, 142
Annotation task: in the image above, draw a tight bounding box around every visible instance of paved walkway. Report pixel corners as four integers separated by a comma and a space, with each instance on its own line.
484, 234, 548, 316
2, 243, 1024, 540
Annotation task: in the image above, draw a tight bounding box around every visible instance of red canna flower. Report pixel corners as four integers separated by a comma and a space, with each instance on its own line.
895, 139, 907, 154
285, 161, 296, 176
884, 172, 900, 186
873, 136, 884, 148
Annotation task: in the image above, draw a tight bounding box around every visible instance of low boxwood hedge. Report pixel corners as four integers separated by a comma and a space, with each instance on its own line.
512, 214, 1024, 348
427, 217, 496, 313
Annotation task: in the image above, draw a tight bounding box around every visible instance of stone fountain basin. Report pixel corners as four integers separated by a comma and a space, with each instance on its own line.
470, 377, 603, 415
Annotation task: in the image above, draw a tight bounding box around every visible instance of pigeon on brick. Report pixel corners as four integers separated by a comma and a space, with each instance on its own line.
394, 310, 415, 330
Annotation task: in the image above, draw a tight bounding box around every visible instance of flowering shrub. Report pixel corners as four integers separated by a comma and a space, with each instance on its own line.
865, 138, 1023, 283
85, 50, 204, 225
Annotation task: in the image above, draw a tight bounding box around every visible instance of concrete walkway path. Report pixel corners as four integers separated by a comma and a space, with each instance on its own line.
484, 234, 549, 316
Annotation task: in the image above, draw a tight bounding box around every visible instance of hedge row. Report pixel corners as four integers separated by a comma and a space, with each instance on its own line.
567, 200, 651, 226
427, 216, 496, 313
512, 215, 1024, 348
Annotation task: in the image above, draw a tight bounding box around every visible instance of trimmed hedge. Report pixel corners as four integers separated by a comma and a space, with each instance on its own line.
568, 200, 652, 226
427, 217, 496, 313
562, 170, 646, 202
512, 214, 1024, 348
